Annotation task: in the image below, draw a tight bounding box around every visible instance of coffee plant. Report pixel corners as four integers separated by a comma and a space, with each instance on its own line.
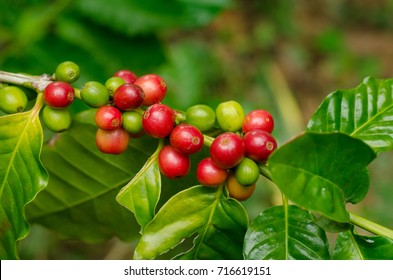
1, 61, 393, 260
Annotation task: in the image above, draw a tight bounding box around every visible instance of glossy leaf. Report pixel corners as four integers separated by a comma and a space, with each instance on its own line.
333, 228, 393, 260
134, 185, 248, 260
307, 77, 393, 153
116, 144, 162, 229
26, 121, 157, 242
244, 205, 329, 260
268, 132, 376, 222
0, 103, 48, 259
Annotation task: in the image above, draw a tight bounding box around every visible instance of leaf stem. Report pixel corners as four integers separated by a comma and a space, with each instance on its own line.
349, 211, 393, 240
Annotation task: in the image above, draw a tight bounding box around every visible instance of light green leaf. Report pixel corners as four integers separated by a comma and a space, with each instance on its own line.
244, 205, 329, 260
307, 77, 393, 153
134, 185, 248, 260
268, 132, 376, 223
26, 121, 157, 242
0, 101, 48, 259
333, 228, 393, 260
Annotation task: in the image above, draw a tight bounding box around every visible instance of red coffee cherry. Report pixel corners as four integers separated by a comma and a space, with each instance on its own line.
242, 109, 274, 134
210, 132, 245, 169
158, 145, 190, 179
196, 157, 228, 187
95, 105, 122, 130
142, 103, 175, 138
135, 74, 167, 106
169, 124, 204, 155
243, 130, 277, 162
43, 81, 74, 108
113, 83, 145, 111
96, 127, 130, 154
113, 69, 138, 84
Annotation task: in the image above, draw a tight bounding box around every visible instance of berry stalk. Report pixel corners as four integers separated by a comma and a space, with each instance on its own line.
0, 70, 52, 92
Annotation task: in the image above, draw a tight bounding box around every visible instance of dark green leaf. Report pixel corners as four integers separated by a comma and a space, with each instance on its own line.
307, 77, 393, 153
134, 185, 248, 260
26, 121, 157, 242
244, 205, 329, 260
0, 103, 48, 259
333, 228, 393, 260
268, 132, 376, 222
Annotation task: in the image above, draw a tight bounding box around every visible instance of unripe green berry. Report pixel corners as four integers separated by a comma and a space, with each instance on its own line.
122, 110, 144, 136
42, 106, 72, 132
185, 104, 215, 132
80, 81, 110, 108
0, 86, 28, 114
234, 157, 260, 186
55, 61, 80, 83
216, 100, 245, 132
105, 77, 126, 97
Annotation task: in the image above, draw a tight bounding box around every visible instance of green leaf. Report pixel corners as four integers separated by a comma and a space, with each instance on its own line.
26, 121, 157, 242
268, 132, 376, 222
0, 103, 48, 259
307, 77, 393, 153
134, 185, 248, 260
116, 141, 163, 229
244, 205, 329, 260
333, 228, 393, 260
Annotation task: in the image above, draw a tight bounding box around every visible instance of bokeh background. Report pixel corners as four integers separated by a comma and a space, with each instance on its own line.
1, 0, 393, 259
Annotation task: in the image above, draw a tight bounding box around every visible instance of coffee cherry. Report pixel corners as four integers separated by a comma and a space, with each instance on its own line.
196, 157, 228, 187
135, 74, 167, 106
80, 81, 109, 108
243, 130, 277, 162
122, 111, 144, 137
96, 127, 130, 154
95, 105, 122, 130
105, 77, 126, 97
216, 100, 245, 132
113, 83, 145, 111
44, 81, 74, 108
210, 132, 245, 169
113, 70, 138, 84
226, 173, 256, 201
185, 104, 215, 132
169, 124, 203, 155
234, 157, 260, 186
142, 103, 175, 138
242, 109, 274, 134
42, 105, 72, 132
0, 86, 28, 114
55, 61, 80, 83
158, 145, 190, 179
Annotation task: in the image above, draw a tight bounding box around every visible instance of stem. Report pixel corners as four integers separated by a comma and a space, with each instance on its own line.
258, 164, 273, 181
349, 211, 393, 240
203, 134, 215, 147
0, 70, 52, 91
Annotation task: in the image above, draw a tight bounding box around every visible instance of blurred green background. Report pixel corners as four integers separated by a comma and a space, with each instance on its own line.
1, 0, 393, 259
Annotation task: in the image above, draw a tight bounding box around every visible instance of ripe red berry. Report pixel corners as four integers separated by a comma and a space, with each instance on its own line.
158, 145, 190, 179
142, 103, 175, 138
169, 124, 204, 155
113, 83, 145, 111
43, 81, 74, 108
242, 109, 274, 134
210, 132, 245, 169
134, 74, 167, 106
96, 127, 130, 154
243, 130, 277, 162
95, 105, 122, 130
196, 157, 228, 187
113, 70, 138, 84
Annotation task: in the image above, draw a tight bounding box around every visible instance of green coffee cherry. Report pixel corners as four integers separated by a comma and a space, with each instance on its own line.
105, 77, 126, 97
55, 61, 80, 83
185, 104, 215, 132
216, 100, 245, 132
0, 86, 28, 114
42, 105, 72, 132
234, 157, 260, 186
80, 81, 109, 108
122, 110, 144, 136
